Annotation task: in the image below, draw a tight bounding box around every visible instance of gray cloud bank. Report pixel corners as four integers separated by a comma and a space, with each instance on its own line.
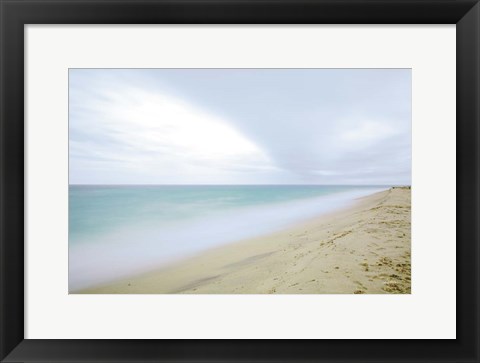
69, 69, 411, 185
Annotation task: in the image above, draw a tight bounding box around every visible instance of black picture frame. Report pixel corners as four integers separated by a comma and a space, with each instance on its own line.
1, 0, 478, 362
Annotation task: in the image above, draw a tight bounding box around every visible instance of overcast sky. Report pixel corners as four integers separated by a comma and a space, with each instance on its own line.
69, 69, 411, 185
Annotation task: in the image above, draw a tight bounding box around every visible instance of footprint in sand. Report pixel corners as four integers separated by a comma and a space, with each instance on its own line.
353, 280, 367, 290
359, 262, 369, 272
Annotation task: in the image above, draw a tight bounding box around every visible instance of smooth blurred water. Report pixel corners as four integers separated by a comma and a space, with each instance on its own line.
69, 185, 388, 291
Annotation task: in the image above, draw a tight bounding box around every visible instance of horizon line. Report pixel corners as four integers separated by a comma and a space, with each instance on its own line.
69, 183, 408, 186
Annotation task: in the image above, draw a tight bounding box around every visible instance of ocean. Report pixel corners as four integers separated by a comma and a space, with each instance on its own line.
69, 185, 388, 291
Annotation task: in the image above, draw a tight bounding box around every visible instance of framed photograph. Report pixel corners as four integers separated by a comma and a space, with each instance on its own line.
68, 68, 412, 295
1, 0, 478, 362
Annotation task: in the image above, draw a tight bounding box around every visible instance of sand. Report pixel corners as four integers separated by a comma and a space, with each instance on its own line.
80, 187, 411, 294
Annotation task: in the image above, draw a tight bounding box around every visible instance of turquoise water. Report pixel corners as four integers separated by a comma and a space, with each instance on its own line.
69, 185, 388, 291
70, 185, 380, 243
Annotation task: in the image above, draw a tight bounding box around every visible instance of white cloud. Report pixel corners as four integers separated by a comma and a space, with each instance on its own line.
69, 69, 411, 185
341, 120, 396, 146
70, 85, 276, 184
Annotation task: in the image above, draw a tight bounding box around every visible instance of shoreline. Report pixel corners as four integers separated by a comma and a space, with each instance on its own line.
78, 187, 411, 294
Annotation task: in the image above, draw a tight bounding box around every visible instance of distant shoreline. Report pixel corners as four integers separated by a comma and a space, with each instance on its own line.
69, 184, 399, 187
78, 186, 411, 294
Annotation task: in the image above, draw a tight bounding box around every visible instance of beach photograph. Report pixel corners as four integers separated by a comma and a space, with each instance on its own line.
69, 68, 411, 294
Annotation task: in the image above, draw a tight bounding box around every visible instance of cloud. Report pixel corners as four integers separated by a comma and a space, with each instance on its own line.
70, 76, 278, 184
69, 69, 411, 185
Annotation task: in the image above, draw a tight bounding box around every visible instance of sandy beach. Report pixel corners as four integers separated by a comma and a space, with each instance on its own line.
80, 187, 411, 294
